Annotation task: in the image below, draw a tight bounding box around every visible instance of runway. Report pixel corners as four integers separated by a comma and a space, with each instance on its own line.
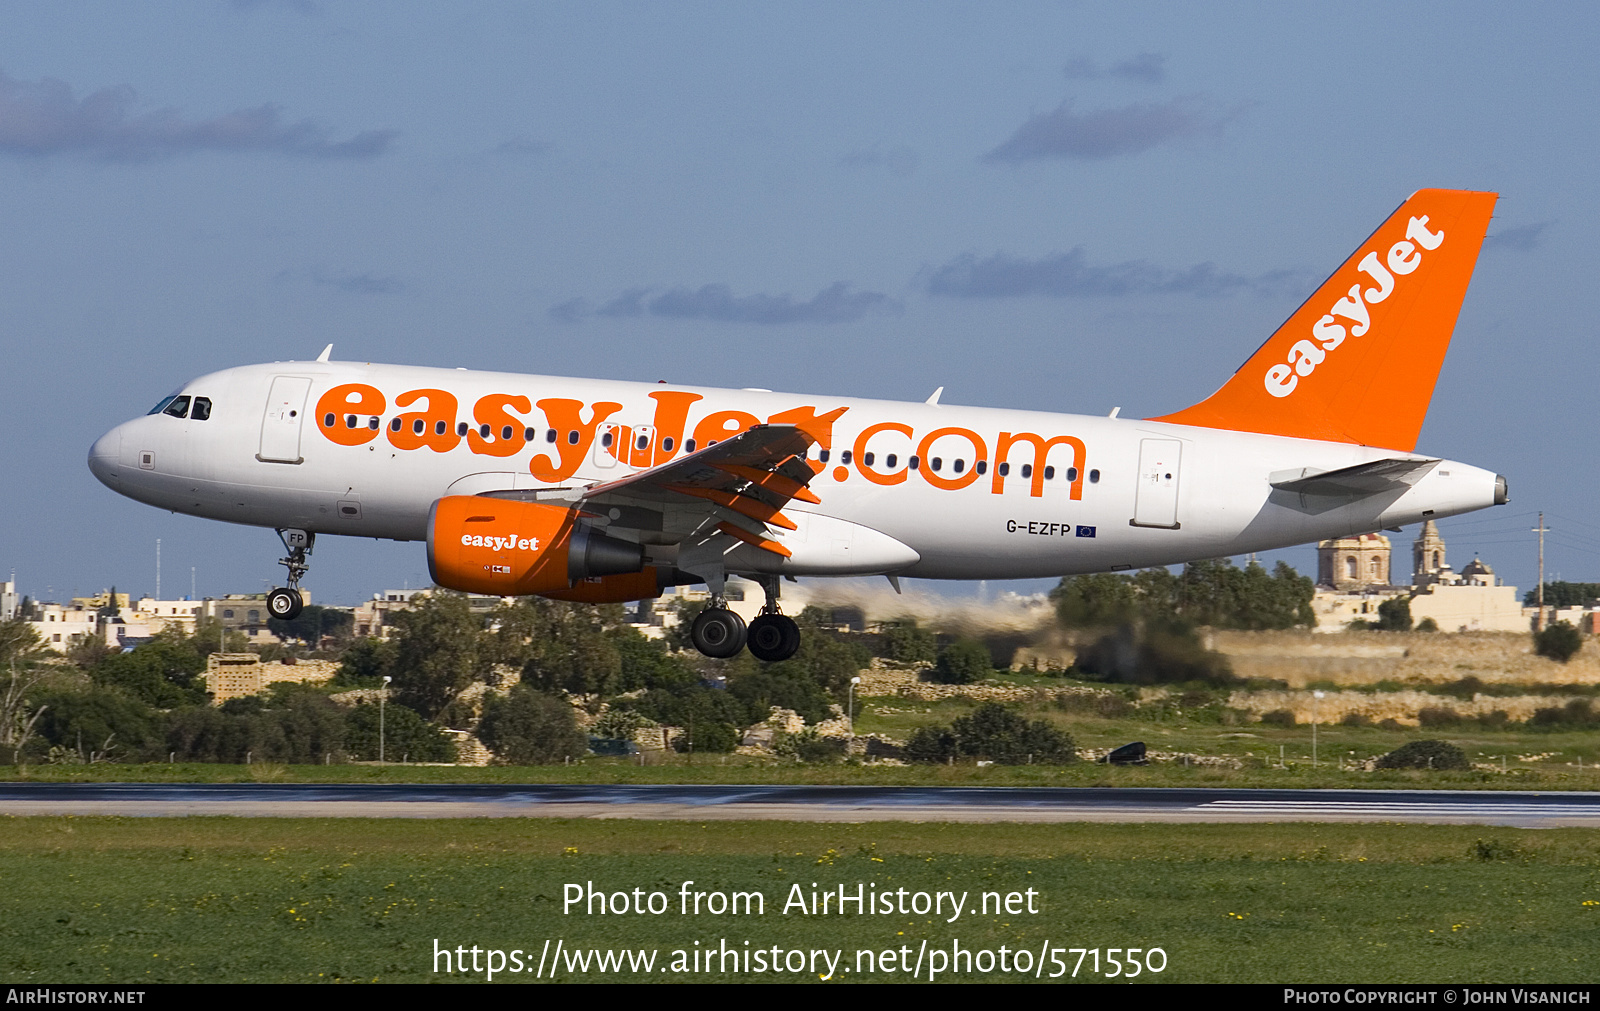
3, 783, 1600, 827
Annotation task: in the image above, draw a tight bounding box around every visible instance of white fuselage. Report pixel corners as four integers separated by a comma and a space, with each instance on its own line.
88, 361, 1504, 582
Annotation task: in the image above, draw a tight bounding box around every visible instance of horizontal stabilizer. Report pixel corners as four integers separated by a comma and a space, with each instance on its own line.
1269, 458, 1438, 497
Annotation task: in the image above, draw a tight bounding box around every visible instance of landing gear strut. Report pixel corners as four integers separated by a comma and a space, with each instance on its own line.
746, 576, 800, 662
266, 528, 312, 621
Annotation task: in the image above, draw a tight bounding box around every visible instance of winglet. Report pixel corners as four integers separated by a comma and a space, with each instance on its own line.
1151, 189, 1497, 451
316, 344, 333, 363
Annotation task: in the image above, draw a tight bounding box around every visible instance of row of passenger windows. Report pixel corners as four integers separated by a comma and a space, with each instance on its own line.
311, 411, 1101, 483
149, 395, 213, 421
812, 447, 1097, 483
324, 414, 704, 454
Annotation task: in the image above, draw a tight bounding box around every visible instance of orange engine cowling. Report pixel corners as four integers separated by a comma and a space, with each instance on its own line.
427, 496, 653, 600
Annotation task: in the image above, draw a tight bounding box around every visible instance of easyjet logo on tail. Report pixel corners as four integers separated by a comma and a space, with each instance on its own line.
1264, 215, 1445, 398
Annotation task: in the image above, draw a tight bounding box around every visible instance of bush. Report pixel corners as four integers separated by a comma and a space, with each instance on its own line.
477, 686, 588, 764
1074, 621, 1236, 687
905, 703, 1074, 765
672, 720, 739, 754
1417, 706, 1463, 728
930, 638, 993, 685
1375, 597, 1413, 632
1535, 621, 1583, 663
344, 700, 456, 762
1374, 739, 1470, 770
1415, 617, 1439, 633
1259, 709, 1296, 728
1340, 712, 1371, 727
778, 728, 847, 763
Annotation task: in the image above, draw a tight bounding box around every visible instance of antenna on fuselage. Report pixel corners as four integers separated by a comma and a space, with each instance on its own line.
316, 344, 333, 362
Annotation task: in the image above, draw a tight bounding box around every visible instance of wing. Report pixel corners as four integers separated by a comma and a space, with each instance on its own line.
490, 424, 821, 561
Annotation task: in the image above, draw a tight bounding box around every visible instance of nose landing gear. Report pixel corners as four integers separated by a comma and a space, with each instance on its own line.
266, 528, 312, 621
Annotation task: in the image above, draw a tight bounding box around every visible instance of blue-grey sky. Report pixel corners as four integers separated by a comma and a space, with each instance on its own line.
1, 2, 1592, 606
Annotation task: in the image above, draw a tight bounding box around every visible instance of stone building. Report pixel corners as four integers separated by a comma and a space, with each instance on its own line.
1317, 533, 1394, 591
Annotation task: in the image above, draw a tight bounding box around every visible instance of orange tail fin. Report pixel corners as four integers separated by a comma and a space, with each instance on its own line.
1152, 189, 1497, 451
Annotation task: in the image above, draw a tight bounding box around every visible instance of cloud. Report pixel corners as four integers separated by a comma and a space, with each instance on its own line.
984, 96, 1230, 162
1483, 221, 1552, 253
309, 268, 405, 294
923, 247, 1301, 299
840, 144, 919, 177
0, 70, 395, 161
551, 282, 900, 325
1062, 52, 1168, 84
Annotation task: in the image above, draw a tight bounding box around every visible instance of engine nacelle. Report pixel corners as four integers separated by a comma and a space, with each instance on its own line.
427, 496, 647, 598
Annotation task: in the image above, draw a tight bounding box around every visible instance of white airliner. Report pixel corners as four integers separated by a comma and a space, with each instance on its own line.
89, 189, 1506, 661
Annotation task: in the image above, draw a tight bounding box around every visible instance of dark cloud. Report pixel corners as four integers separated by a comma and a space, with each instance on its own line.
0, 70, 395, 161
924, 247, 1300, 299
551, 282, 900, 325
839, 144, 919, 178
310, 268, 405, 294
1483, 221, 1552, 253
984, 96, 1228, 162
1061, 53, 1167, 83
1109, 53, 1167, 84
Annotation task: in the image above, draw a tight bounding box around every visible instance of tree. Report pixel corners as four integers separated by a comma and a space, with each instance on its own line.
344, 700, 456, 762
1535, 621, 1583, 663
1375, 597, 1413, 632
879, 619, 936, 664
1052, 559, 1315, 631
930, 638, 992, 685
386, 593, 488, 720
267, 604, 354, 646
88, 630, 207, 707
0, 620, 54, 763
477, 685, 588, 764
1523, 582, 1600, 609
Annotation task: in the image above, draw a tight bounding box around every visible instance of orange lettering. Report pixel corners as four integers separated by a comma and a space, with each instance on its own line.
466, 393, 532, 458
916, 427, 987, 491
692, 410, 760, 450
647, 391, 705, 463
852, 422, 912, 486
387, 389, 461, 453
315, 383, 385, 447
768, 405, 848, 473
530, 399, 622, 482
992, 432, 1086, 498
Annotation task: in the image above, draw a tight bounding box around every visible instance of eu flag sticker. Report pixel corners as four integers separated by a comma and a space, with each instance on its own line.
1076, 525, 1096, 538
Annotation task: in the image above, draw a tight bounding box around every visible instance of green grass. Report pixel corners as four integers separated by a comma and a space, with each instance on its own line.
4, 818, 1600, 983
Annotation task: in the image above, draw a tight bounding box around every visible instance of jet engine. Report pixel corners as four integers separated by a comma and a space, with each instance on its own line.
427, 496, 654, 601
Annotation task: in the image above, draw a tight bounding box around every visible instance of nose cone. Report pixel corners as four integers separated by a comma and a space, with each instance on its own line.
88, 426, 122, 488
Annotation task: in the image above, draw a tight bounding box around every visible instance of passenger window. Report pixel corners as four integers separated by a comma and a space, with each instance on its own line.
456, 422, 468, 437
909, 456, 920, 470
323, 412, 336, 428
567, 430, 579, 445
1044, 465, 1055, 480
502, 426, 514, 441
163, 396, 191, 419
346, 414, 358, 429
436, 421, 449, 436
480, 424, 491, 438
863, 452, 874, 466
1066, 467, 1078, 482
841, 450, 853, 465
931, 457, 942, 472
368, 416, 379, 430
886, 453, 897, 469
662, 437, 675, 452
998, 462, 1010, 477
975, 460, 987, 475
525, 428, 537, 442
1021, 464, 1033, 479
601, 431, 613, 448
412, 419, 424, 434
819, 449, 829, 463
191, 397, 212, 421
953, 459, 964, 474
684, 439, 696, 453
1089, 469, 1100, 483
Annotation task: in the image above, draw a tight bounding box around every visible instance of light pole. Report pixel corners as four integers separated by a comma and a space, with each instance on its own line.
380, 676, 392, 764
848, 676, 861, 736
1312, 690, 1325, 767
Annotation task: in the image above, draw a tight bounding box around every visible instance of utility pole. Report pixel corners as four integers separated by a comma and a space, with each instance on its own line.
155, 539, 161, 600
1533, 513, 1550, 630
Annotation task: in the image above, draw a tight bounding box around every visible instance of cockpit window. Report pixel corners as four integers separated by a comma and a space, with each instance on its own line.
162, 396, 191, 419
147, 396, 177, 415
191, 397, 212, 421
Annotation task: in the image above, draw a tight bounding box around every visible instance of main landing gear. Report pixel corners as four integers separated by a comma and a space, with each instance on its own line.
265, 528, 312, 621
688, 575, 801, 662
